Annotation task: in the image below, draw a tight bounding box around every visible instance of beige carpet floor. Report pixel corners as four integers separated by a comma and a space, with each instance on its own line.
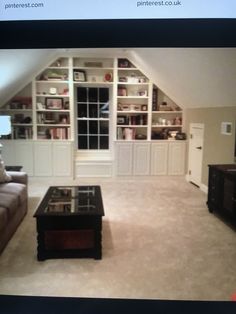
0, 176, 235, 300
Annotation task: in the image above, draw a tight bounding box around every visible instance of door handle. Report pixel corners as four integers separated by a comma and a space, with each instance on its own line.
196, 146, 202, 150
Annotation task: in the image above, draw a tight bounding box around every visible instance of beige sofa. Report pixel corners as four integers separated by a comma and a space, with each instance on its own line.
0, 171, 28, 254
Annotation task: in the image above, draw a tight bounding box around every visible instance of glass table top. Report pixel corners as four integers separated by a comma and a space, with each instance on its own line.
39, 186, 103, 215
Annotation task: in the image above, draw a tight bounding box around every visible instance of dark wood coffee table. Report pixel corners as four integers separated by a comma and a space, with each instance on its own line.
34, 186, 104, 261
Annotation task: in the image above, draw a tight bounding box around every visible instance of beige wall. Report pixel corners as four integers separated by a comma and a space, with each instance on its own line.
184, 107, 236, 186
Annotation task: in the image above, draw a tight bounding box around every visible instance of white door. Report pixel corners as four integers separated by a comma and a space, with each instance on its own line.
188, 123, 204, 186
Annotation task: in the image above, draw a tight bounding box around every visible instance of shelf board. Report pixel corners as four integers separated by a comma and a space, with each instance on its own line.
0, 109, 32, 112
117, 96, 149, 99
77, 118, 109, 121
36, 94, 69, 97
73, 67, 114, 70
36, 80, 69, 83
37, 124, 70, 127
117, 82, 149, 85
73, 81, 113, 85
152, 111, 182, 113
12, 123, 33, 126
36, 109, 70, 112
37, 139, 71, 142
117, 67, 138, 70
152, 124, 182, 127
117, 111, 148, 114
117, 125, 147, 128
47, 66, 69, 69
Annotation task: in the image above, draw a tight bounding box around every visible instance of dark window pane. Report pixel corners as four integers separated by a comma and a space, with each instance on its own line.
77, 103, 87, 118
77, 87, 87, 102
99, 88, 109, 102
78, 121, 87, 134
89, 121, 98, 134
88, 88, 98, 102
89, 136, 98, 149
100, 136, 109, 149
99, 102, 109, 118
99, 121, 109, 134
78, 136, 88, 149
89, 103, 98, 118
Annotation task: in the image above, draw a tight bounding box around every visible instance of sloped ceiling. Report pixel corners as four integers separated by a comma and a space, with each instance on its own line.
1, 48, 236, 109
0, 49, 58, 105
129, 48, 236, 108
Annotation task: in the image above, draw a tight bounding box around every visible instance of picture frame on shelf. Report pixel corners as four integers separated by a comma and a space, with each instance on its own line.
117, 116, 127, 125
45, 98, 63, 110
141, 104, 148, 111
118, 59, 131, 68
74, 70, 86, 82
59, 114, 69, 124
64, 101, 70, 110
104, 72, 113, 82
37, 102, 45, 110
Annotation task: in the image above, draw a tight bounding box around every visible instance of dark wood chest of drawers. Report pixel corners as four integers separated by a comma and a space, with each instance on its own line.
207, 164, 236, 227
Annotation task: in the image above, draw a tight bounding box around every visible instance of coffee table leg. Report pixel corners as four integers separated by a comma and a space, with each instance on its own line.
94, 221, 102, 260
37, 232, 46, 261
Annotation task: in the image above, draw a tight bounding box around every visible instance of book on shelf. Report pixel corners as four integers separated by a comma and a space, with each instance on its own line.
49, 127, 70, 140
13, 126, 33, 139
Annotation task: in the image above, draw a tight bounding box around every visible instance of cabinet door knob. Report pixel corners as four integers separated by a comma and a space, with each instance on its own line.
196, 146, 202, 150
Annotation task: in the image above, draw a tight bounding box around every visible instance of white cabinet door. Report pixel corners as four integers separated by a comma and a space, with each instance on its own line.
168, 141, 186, 175
150, 143, 168, 175
116, 143, 133, 175
15, 141, 34, 176
34, 142, 52, 176
53, 142, 73, 176
133, 143, 150, 175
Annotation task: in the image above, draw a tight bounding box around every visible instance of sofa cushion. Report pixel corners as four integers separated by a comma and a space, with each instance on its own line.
0, 206, 8, 232
0, 156, 11, 183
0, 193, 18, 218
0, 183, 27, 204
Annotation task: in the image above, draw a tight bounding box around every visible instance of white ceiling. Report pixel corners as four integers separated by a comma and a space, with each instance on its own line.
0, 48, 236, 109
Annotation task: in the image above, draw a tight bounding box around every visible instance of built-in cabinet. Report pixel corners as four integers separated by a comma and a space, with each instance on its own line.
0, 56, 186, 177
116, 141, 186, 176
1, 140, 73, 177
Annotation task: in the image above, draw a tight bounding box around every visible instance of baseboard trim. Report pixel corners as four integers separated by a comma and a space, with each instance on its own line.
200, 184, 208, 194
185, 175, 208, 194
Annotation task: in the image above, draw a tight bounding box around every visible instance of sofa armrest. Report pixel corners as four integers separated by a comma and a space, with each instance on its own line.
7, 171, 28, 185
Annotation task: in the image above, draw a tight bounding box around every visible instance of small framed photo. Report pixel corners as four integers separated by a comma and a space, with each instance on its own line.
37, 102, 45, 110
117, 116, 127, 125
45, 98, 63, 110
141, 104, 148, 111
74, 70, 86, 82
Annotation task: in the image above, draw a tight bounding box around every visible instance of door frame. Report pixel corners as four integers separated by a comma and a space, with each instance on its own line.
187, 123, 205, 188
